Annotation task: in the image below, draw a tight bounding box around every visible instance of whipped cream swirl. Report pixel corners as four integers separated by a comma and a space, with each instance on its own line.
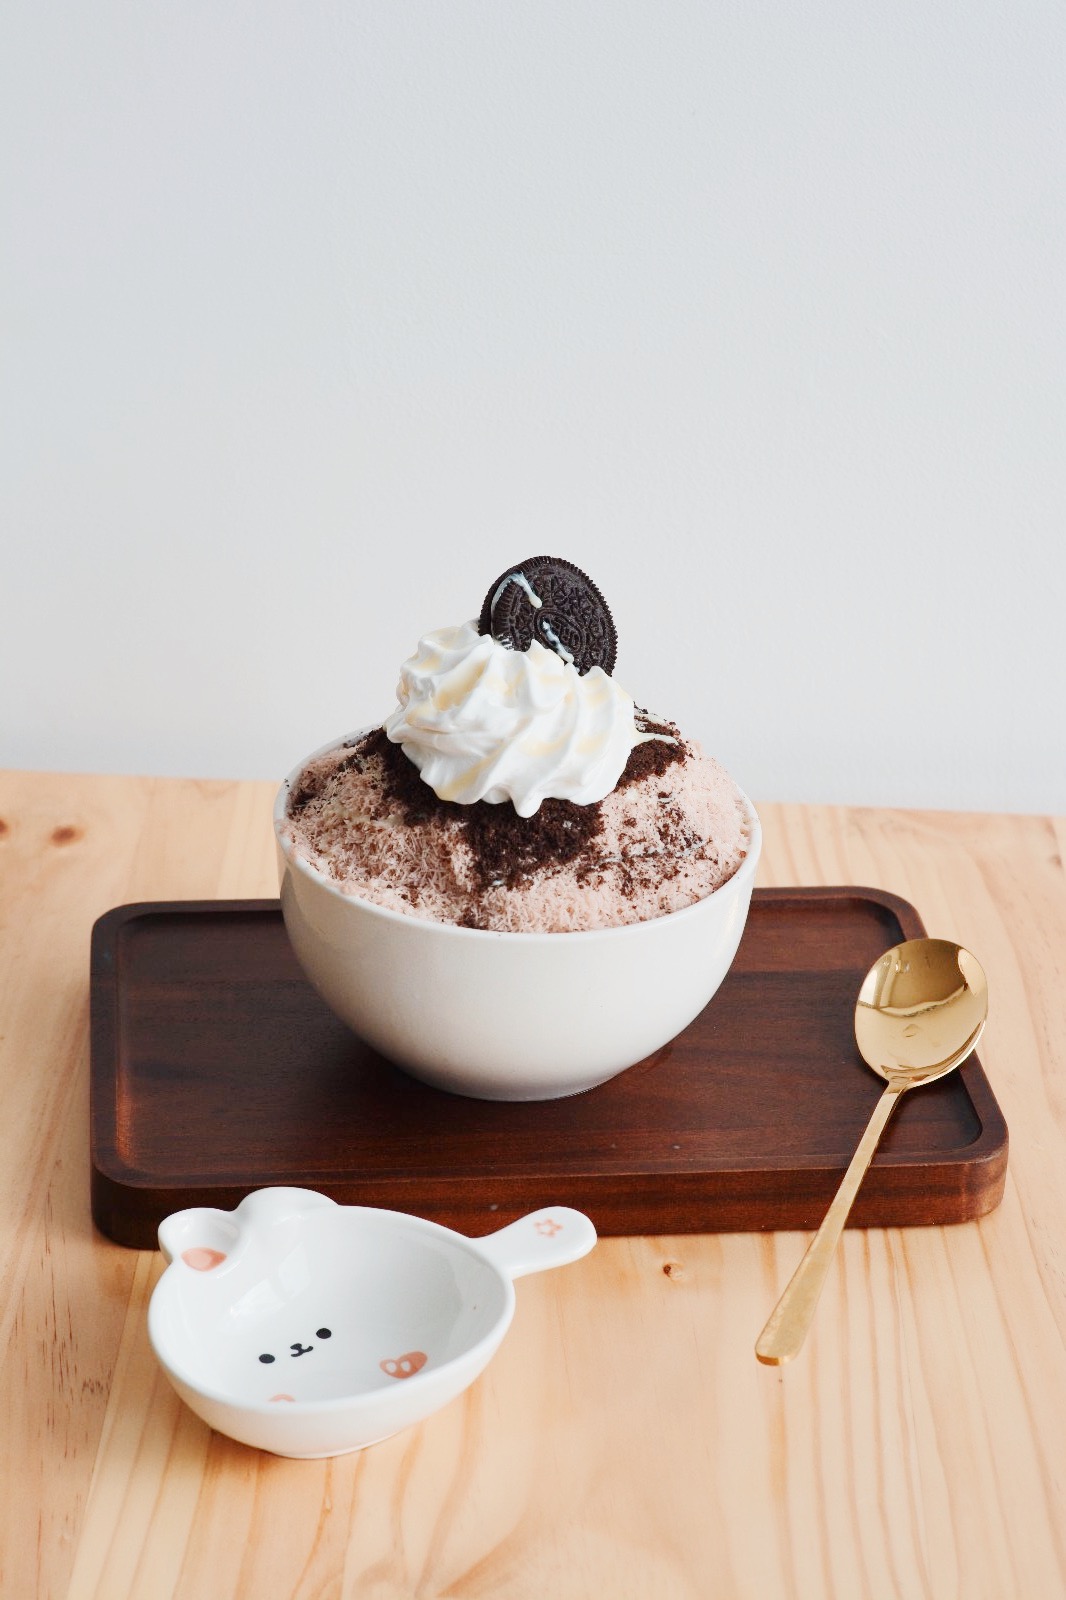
384, 621, 640, 816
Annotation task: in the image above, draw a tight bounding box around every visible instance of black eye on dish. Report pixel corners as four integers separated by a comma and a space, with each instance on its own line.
316, 1328, 332, 1340
259, 1353, 275, 1364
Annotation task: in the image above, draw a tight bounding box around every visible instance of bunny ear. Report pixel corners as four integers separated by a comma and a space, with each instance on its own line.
158, 1206, 239, 1266
229, 1188, 336, 1253
158, 1189, 337, 1265
232, 1187, 338, 1228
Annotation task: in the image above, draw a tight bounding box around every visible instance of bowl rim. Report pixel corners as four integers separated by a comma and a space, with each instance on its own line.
273, 728, 762, 943
147, 1205, 517, 1417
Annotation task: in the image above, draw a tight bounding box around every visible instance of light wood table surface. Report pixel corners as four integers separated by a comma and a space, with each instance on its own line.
2, 769, 1065, 1599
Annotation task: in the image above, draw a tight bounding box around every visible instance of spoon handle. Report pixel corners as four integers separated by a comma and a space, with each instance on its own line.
755, 1082, 906, 1365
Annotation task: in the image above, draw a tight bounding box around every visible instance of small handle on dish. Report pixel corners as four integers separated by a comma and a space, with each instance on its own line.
473, 1207, 597, 1281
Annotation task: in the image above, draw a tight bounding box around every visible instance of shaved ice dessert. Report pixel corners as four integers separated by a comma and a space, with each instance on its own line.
279, 557, 752, 935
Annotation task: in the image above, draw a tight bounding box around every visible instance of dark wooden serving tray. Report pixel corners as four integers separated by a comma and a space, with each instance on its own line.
89, 888, 1008, 1248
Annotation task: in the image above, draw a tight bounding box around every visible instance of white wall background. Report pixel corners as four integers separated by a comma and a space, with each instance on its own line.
2, 1, 1063, 812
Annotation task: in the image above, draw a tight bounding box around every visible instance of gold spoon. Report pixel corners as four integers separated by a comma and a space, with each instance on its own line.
755, 937, 988, 1366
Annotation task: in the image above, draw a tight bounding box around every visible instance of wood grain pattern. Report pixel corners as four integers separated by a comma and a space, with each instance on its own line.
2, 770, 1065, 1599
87, 891, 1006, 1246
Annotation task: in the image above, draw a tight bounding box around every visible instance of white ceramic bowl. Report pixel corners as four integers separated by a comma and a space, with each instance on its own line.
274, 735, 761, 1101
148, 1187, 596, 1459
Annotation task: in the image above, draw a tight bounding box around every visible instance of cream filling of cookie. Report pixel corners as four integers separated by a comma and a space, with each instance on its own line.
490, 570, 577, 665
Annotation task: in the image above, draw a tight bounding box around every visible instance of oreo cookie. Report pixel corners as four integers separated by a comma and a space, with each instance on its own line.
477, 557, 618, 676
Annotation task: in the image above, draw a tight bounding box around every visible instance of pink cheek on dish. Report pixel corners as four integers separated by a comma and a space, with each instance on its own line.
181, 1248, 227, 1271
380, 1351, 428, 1380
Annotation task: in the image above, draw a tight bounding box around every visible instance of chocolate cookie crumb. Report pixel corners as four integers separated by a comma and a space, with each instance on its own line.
617, 720, 686, 790
462, 794, 603, 891
288, 733, 383, 814
375, 728, 605, 890
280, 706, 752, 934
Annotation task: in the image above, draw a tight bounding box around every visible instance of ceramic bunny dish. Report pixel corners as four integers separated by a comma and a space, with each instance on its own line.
148, 1187, 596, 1458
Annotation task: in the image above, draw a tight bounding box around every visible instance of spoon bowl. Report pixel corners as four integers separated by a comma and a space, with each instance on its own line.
855, 938, 989, 1086
755, 937, 988, 1366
